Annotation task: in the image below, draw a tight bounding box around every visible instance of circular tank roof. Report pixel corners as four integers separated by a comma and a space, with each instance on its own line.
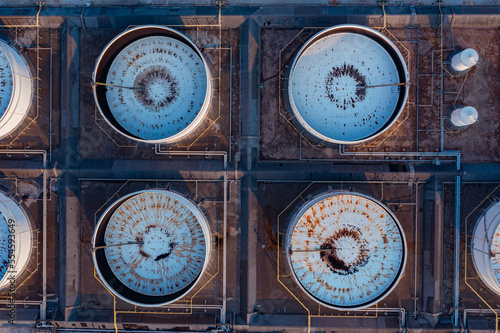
472, 201, 500, 295
0, 39, 33, 139
458, 48, 479, 68
286, 192, 406, 309
92, 26, 212, 143
287, 25, 409, 145
0, 191, 33, 289
92, 190, 211, 306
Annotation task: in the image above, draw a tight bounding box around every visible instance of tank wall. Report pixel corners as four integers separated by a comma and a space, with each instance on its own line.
472, 202, 500, 295
0, 40, 33, 139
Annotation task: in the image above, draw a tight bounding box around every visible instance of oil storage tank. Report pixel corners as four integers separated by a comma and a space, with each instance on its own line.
472, 201, 500, 295
286, 191, 407, 309
0, 191, 33, 289
0, 39, 33, 139
286, 25, 409, 145
92, 190, 211, 306
92, 26, 212, 143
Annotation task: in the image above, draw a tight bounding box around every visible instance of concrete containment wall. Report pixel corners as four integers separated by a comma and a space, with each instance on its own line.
0, 6, 499, 30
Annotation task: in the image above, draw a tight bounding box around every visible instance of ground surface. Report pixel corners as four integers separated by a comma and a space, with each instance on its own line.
0, 4, 498, 333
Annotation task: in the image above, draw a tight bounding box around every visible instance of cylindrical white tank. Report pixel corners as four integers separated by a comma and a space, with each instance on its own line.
451, 48, 479, 72
92, 190, 211, 306
472, 201, 500, 295
286, 191, 407, 309
0, 191, 33, 289
0, 39, 33, 139
450, 106, 478, 127
92, 26, 212, 144
286, 25, 409, 145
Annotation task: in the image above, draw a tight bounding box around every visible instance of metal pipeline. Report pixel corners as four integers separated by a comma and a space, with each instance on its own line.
297, 134, 458, 166
27, 46, 54, 162
339, 145, 461, 170
463, 308, 500, 329
0, 299, 42, 305
311, 307, 406, 329
117, 303, 225, 323
454, 175, 461, 327
439, 1, 445, 152
56, 324, 216, 333
414, 183, 419, 319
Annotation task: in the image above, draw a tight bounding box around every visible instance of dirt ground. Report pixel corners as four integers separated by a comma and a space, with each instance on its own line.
441, 28, 500, 162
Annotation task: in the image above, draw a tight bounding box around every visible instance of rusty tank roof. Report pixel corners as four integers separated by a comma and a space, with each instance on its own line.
0, 42, 14, 119
287, 25, 409, 145
94, 190, 210, 303
287, 192, 406, 309
105, 35, 208, 141
92, 26, 212, 144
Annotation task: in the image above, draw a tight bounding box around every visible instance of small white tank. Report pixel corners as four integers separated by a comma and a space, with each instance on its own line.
450, 106, 478, 127
451, 49, 479, 72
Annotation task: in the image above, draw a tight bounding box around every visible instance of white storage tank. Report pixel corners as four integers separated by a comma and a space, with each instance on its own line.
286, 25, 409, 145
0, 39, 33, 140
451, 49, 479, 73
92, 190, 211, 306
286, 191, 407, 309
472, 201, 500, 295
450, 106, 478, 127
0, 191, 33, 289
92, 26, 212, 144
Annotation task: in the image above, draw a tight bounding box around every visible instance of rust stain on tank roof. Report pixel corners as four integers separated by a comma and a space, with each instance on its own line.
288, 193, 406, 309
0, 44, 14, 117
105, 36, 208, 141
287, 28, 408, 144
104, 191, 208, 297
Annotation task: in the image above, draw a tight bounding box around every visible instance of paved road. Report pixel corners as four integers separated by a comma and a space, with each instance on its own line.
1, 0, 499, 7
